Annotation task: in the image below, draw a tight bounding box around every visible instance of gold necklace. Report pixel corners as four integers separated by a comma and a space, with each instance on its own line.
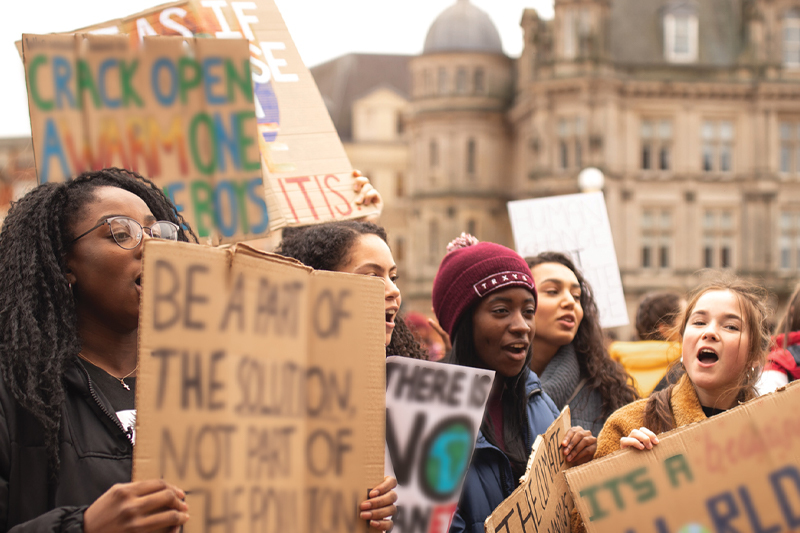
77, 352, 138, 391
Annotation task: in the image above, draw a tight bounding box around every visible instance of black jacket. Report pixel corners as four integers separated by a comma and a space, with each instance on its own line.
0, 360, 133, 532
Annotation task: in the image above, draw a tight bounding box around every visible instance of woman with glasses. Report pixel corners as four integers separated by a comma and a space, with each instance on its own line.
0, 167, 395, 532
0, 168, 195, 532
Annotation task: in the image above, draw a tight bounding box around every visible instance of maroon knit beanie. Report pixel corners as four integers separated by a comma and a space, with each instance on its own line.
432, 234, 537, 338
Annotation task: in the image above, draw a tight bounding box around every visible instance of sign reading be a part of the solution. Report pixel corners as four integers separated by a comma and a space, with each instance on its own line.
385, 357, 494, 533
566, 381, 800, 533
134, 240, 386, 532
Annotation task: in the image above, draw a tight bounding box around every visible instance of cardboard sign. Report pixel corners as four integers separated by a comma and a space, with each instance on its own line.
507, 192, 628, 329
40, 0, 379, 232
385, 357, 495, 533
566, 382, 800, 533
21, 34, 264, 243
134, 240, 386, 532
484, 408, 573, 533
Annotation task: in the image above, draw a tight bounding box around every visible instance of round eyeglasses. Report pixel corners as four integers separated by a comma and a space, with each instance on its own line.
71, 216, 179, 250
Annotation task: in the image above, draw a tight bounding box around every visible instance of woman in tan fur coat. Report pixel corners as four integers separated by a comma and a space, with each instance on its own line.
574, 277, 771, 529
602, 277, 769, 452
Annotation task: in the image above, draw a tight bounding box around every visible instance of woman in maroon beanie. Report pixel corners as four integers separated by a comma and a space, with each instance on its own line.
433, 235, 596, 533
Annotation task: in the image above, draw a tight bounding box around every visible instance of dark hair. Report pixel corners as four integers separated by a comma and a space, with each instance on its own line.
275, 220, 426, 360
775, 282, 800, 339
527, 252, 638, 418
635, 291, 683, 341
444, 309, 531, 480
644, 277, 771, 433
0, 168, 196, 473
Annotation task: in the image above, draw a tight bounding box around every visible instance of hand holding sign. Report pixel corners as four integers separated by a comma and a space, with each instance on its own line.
359, 476, 399, 530
562, 425, 597, 465
83, 480, 189, 533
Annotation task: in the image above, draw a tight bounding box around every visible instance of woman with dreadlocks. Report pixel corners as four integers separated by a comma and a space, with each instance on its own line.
0, 168, 195, 532
0, 168, 396, 532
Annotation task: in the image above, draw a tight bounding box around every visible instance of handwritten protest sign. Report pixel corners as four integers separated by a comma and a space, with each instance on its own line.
385, 357, 495, 533
134, 240, 385, 532
28, 0, 379, 233
484, 408, 573, 533
22, 34, 264, 243
507, 192, 628, 328
566, 381, 800, 533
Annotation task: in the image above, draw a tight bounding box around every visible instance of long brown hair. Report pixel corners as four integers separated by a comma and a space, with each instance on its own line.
527, 252, 638, 419
644, 277, 771, 433
775, 282, 800, 342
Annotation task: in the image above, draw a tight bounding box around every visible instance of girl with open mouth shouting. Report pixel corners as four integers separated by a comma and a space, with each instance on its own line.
433, 235, 596, 533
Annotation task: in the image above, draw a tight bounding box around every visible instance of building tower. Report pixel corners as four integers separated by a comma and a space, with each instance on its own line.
405, 0, 515, 310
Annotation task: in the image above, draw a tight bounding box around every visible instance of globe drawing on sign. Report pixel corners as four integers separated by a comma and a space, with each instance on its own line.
255, 80, 280, 142
420, 417, 474, 502
678, 524, 711, 533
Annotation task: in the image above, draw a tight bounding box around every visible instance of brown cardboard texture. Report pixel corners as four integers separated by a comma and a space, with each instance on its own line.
22, 33, 263, 244
27, 0, 379, 232
134, 240, 386, 532
485, 408, 573, 533
566, 381, 800, 533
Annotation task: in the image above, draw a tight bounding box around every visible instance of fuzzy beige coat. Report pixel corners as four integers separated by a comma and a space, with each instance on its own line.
572, 375, 707, 531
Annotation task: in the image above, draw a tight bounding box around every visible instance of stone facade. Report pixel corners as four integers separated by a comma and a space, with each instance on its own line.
3, 1, 800, 335
313, 0, 800, 336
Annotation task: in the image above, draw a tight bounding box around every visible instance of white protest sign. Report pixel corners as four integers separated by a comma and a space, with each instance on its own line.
385, 356, 495, 533
508, 192, 628, 328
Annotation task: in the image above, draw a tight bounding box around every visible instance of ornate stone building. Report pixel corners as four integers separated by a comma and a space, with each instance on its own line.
312, 0, 800, 336
2, 0, 800, 335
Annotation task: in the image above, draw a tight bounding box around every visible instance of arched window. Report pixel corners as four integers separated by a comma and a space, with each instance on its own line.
429, 219, 440, 264
456, 67, 468, 94
663, 2, 698, 63
466, 138, 476, 177
474, 68, 485, 93
438, 67, 448, 95
785, 10, 800, 67
429, 140, 439, 168
467, 218, 477, 237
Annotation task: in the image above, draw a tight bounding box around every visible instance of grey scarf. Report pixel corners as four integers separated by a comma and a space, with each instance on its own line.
539, 343, 605, 437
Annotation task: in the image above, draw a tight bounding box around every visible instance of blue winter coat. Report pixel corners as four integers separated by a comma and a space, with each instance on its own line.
449, 369, 560, 533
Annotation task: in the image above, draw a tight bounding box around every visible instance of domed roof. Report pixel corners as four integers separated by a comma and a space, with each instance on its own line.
423, 0, 503, 55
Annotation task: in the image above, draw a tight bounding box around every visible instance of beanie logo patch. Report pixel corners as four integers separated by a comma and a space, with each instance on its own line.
473, 271, 533, 298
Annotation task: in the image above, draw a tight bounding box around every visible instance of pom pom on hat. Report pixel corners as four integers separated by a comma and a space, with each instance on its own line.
432, 236, 537, 338
446, 232, 480, 253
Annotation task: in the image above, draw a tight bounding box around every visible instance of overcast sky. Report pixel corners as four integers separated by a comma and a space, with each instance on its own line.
0, 0, 553, 138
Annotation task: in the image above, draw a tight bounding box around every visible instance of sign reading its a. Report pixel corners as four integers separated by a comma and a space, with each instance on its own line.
566, 382, 800, 533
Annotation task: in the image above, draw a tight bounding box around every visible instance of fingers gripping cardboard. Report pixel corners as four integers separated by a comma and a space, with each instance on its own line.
134, 240, 385, 532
